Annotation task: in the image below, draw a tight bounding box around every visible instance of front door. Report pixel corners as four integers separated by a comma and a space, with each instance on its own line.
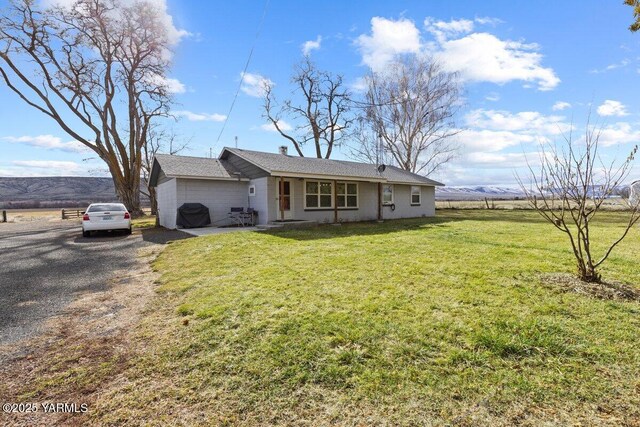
276, 179, 293, 220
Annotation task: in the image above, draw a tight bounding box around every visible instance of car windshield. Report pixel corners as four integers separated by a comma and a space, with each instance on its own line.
87, 204, 126, 212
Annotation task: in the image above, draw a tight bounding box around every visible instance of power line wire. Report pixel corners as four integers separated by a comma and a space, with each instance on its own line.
214, 0, 270, 150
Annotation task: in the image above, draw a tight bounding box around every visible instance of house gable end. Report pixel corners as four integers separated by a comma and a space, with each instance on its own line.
220, 150, 271, 179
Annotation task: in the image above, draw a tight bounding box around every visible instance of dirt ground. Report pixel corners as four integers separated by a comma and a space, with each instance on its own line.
0, 245, 162, 427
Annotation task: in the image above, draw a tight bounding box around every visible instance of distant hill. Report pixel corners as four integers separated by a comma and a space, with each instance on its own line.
0, 177, 148, 208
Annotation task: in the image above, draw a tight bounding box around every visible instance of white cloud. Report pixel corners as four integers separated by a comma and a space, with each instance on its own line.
3, 135, 88, 153
598, 122, 640, 146
173, 110, 226, 122
302, 36, 322, 55
0, 160, 98, 177
355, 17, 422, 72
44, 0, 190, 48
597, 100, 629, 117
161, 77, 186, 94
590, 59, 630, 74
485, 92, 500, 102
12, 160, 80, 169
356, 16, 559, 91
144, 74, 186, 94
240, 72, 273, 98
434, 33, 559, 91
474, 16, 504, 26
465, 109, 569, 135
441, 103, 640, 186
260, 120, 293, 133
456, 128, 536, 153
552, 101, 571, 111
465, 152, 537, 169
425, 18, 474, 42
452, 108, 572, 176
350, 77, 368, 93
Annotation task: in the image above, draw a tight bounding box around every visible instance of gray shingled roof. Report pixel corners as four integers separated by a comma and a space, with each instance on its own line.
222, 148, 444, 186
153, 154, 245, 180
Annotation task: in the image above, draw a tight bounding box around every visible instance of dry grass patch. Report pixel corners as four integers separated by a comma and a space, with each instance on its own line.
0, 246, 161, 427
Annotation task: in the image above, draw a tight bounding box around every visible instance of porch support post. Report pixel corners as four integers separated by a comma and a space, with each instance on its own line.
377, 182, 382, 221
333, 180, 338, 224
279, 176, 285, 221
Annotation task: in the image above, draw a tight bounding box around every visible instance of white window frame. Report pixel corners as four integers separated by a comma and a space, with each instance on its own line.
410, 186, 421, 205
304, 180, 334, 209
336, 182, 359, 209
248, 185, 256, 197
382, 184, 394, 205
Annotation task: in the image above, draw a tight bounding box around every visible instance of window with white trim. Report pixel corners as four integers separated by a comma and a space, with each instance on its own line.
248, 185, 256, 196
411, 186, 421, 205
382, 184, 394, 204
336, 182, 358, 208
305, 181, 333, 208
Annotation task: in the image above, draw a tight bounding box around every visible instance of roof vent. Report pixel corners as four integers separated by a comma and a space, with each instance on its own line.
278, 146, 288, 156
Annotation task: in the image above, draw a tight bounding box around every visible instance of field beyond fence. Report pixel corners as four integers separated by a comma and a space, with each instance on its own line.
435, 198, 631, 210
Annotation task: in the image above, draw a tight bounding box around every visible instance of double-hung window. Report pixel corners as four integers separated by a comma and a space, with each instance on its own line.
411, 186, 421, 205
382, 184, 394, 204
336, 182, 358, 208
305, 181, 332, 208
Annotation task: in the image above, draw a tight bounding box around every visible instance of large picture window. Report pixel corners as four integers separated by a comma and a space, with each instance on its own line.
336, 182, 358, 208
305, 181, 359, 209
305, 181, 332, 208
382, 184, 394, 204
411, 186, 421, 205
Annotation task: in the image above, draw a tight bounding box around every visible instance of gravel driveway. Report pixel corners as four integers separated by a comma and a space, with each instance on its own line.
0, 220, 189, 346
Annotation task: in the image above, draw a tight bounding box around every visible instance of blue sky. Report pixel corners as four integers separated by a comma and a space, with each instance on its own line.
1, 0, 639, 186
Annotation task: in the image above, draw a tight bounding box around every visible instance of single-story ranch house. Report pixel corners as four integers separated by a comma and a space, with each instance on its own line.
148, 146, 444, 229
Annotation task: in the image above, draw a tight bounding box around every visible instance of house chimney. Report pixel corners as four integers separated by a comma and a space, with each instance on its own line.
278, 146, 288, 155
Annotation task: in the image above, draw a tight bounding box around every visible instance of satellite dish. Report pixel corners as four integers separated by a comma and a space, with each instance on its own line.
377, 164, 386, 173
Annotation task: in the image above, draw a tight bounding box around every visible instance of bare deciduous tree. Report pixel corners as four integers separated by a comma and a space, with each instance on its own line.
352, 56, 461, 175
517, 122, 640, 283
141, 126, 189, 216
0, 0, 176, 215
263, 57, 353, 159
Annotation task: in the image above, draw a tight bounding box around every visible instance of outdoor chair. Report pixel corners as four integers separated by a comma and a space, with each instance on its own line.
228, 207, 245, 227
244, 208, 257, 226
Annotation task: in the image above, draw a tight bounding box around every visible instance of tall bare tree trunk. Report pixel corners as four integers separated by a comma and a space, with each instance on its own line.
0, 0, 178, 216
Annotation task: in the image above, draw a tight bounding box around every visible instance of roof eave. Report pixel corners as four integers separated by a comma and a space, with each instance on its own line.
387, 180, 445, 187
270, 170, 387, 182
168, 174, 250, 182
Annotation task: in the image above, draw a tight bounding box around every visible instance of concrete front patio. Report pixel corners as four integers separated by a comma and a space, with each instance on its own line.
179, 226, 259, 237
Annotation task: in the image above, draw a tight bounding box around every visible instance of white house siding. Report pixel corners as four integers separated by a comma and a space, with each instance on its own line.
156, 177, 177, 229
175, 178, 249, 227
382, 184, 435, 220
264, 178, 435, 223
248, 177, 270, 225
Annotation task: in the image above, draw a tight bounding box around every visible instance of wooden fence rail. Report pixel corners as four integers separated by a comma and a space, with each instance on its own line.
61, 209, 84, 220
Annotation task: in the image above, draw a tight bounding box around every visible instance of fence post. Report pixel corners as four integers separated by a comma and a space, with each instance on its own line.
61, 209, 66, 220
1, 210, 6, 223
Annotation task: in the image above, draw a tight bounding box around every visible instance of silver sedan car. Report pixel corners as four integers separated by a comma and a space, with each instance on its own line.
82, 203, 132, 237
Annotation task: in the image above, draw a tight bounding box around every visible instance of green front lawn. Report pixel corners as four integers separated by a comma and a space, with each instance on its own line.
96, 210, 640, 425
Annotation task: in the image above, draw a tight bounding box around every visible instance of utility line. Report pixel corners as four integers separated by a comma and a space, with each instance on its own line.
214, 0, 270, 150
